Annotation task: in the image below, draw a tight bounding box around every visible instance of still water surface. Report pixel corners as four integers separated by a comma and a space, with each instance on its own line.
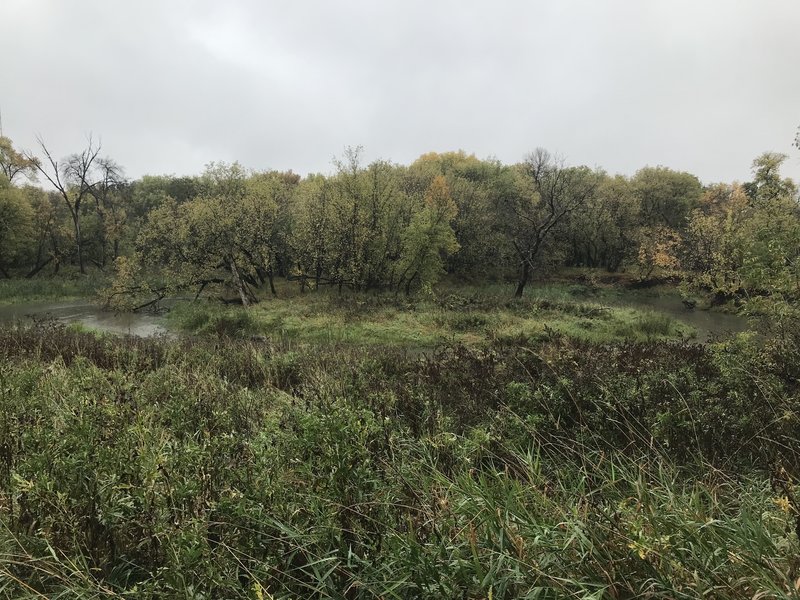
0, 300, 168, 337
613, 293, 750, 342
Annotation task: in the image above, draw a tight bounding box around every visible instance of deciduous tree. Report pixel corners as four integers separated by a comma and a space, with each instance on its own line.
0, 175, 33, 277
396, 175, 459, 293
563, 173, 639, 271
503, 149, 599, 297
0, 136, 39, 183
27, 137, 105, 274
631, 166, 702, 230
743, 152, 797, 204
114, 163, 297, 308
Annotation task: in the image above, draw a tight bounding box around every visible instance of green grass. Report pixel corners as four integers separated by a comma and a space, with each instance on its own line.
0, 271, 107, 304
167, 282, 696, 348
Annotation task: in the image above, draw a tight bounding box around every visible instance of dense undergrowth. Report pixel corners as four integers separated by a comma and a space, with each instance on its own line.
2, 317, 800, 598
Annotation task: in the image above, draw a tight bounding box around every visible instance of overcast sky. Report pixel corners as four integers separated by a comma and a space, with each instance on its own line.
1, 0, 798, 184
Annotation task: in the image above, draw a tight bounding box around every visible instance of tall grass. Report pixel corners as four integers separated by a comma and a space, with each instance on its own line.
1, 323, 798, 598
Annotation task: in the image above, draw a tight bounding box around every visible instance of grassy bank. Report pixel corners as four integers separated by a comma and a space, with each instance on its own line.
168, 281, 696, 348
0, 271, 107, 304
1, 321, 799, 598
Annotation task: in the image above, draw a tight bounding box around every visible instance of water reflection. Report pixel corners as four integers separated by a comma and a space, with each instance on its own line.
0, 301, 168, 337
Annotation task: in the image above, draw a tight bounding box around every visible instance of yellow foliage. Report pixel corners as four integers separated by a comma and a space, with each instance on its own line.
773, 496, 792, 514
637, 226, 681, 278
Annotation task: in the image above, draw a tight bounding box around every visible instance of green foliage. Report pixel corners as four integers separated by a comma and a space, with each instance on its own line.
0, 135, 39, 183
0, 270, 106, 303
325, 151, 410, 291
396, 175, 460, 292
1, 135, 797, 314
168, 301, 260, 337
501, 149, 602, 296
0, 176, 34, 276
154, 282, 698, 350
409, 151, 511, 279
685, 157, 800, 303
123, 163, 298, 307
744, 152, 798, 204
4, 132, 800, 598
611, 310, 678, 337
563, 173, 640, 271
631, 165, 703, 229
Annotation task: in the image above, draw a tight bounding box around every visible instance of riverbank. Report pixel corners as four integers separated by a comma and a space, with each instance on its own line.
0, 272, 107, 305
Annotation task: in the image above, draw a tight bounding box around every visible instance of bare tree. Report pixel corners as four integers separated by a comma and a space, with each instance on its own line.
505, 149, 599, 297
27, 136, 103, 274
89, 157, 127, 265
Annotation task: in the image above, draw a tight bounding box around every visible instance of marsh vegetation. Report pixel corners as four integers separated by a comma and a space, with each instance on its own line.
1, 135, 800, 598
2, 311, 800, 598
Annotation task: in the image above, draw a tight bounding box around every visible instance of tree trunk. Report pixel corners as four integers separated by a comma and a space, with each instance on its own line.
33, 240, 44, 273
72, 212, 86, 274
267, 268, 277, 296
26, 257, 53, 279
0, 264, 9, 279
228, 256, 250, 308
50, 233, 61, 275
404, 272, 417, 296
314, 260, 323, 290
515, 261, 531, 298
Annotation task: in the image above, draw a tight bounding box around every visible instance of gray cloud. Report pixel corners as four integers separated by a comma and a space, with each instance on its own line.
1, 0, 798, 183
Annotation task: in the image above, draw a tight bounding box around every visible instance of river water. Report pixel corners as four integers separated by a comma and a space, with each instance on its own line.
0, 300, 169, 337
611, 293, 751, 342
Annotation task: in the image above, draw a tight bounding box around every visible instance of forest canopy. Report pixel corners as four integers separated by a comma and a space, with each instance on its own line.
2, 136, 798, 308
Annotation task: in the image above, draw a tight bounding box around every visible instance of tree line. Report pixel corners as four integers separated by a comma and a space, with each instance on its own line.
1, 135, 798, 307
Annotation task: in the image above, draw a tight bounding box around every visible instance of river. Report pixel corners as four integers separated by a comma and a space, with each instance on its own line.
0, 300, 169, 337
610, 293, 750, 342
